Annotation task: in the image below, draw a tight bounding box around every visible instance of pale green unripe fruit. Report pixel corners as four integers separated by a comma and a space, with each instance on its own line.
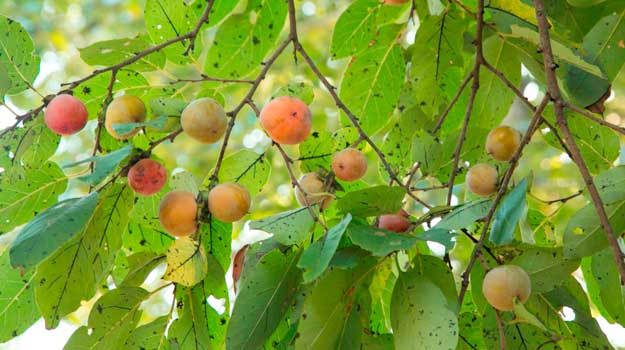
482, 265, 531, 311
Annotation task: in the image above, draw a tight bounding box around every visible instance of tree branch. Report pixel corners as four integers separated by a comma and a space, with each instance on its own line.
532, 0, 625, 284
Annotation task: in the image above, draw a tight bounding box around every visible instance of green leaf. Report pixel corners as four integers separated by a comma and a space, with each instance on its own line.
35, 184, 134, 329
298, 214, 352, 283
490, 177, 527, 245
0, 15, 40, 95
337, 185, 405, 217
0, 250, 39, 342
507, 24, 604, 78
164, 236, 208, 287
564, 199, 625, 258
149, 97, 187, 116
9, 192, 99, 271
168, 274, 229, 350
348, 224, 456, 256
125, 187, 175, 255
413, 254, 459, 314
511, 247, 580, 293
120, 252, 165, 287
298, 130, 334, 173
65, 287, 148, 350
339, 24, 405, 135
204, 0, 287, 78
226, 249, 302, 350
473, 36, 521, 129
123, 316, 169, 350
295, 261, 377, 350
207, 150, 270, 194
248, 207, 315, 245
595, 165, 625, 204
589, 248, 625, 326
435, 199, 491, 230
0, 162, 68, 233
272, 81, 315, 105
581, 11, 625, 81
70, 145, 133, 185
391, 270, 458, 350
170, 170, 199, 194
79, 35, 166, 71
0, 117, 60, 170
544, 111, 619, 174
488, 0, 537, 26
330, 0, 404, 59
112, 116, 169, 136
144, 0, 200, 64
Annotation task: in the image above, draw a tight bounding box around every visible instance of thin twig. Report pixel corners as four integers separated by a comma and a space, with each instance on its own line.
532, 0, 625, 284
458, 94, 550, 305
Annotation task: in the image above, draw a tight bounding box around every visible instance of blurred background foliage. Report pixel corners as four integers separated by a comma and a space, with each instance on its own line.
2, 0, 625, 348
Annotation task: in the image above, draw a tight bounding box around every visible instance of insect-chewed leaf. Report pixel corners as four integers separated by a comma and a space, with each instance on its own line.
512, 246, 580, 294
164, 236, 208, 287
588, 248, 625, 327
123, 315, 169, 350
10, 192, 99, 271
272, 81, 315, 104
144, 0, 200, 64
65, 287, 148, 350
0, 117, 60, 170
595, 165, 625, 204
248, 207, 316, 245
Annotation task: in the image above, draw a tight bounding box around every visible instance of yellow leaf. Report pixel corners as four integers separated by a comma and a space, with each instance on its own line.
164, 237, 208, 287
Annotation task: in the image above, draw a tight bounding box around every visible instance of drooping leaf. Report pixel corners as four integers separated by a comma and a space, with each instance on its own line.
298, 214, 352, 283
35, 184, 134, 329
490, 177, 528, 245
391, 269, 458, 350
226, 249, 302, 350
589, 248, 625, 326
248, 207, 316, 245
295, 260, 377, 350
10, 192, 99, 271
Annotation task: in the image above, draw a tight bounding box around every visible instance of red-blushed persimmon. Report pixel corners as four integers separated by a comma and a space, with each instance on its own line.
466, 163, 498, 196
208, 183, 251, 222
158, 190, 198, 237
128, 159, 167, 196
486, 126, 522, 162
232, 244, 249, 294
44, 94, 88, 135
482, 265, 532, 311
181, 97, 228, 144
331, 148, 368, 182
378, 209, 411, 233
105, 95, 146, 139
259, 96, 312, 145
295, 173, 333, 210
